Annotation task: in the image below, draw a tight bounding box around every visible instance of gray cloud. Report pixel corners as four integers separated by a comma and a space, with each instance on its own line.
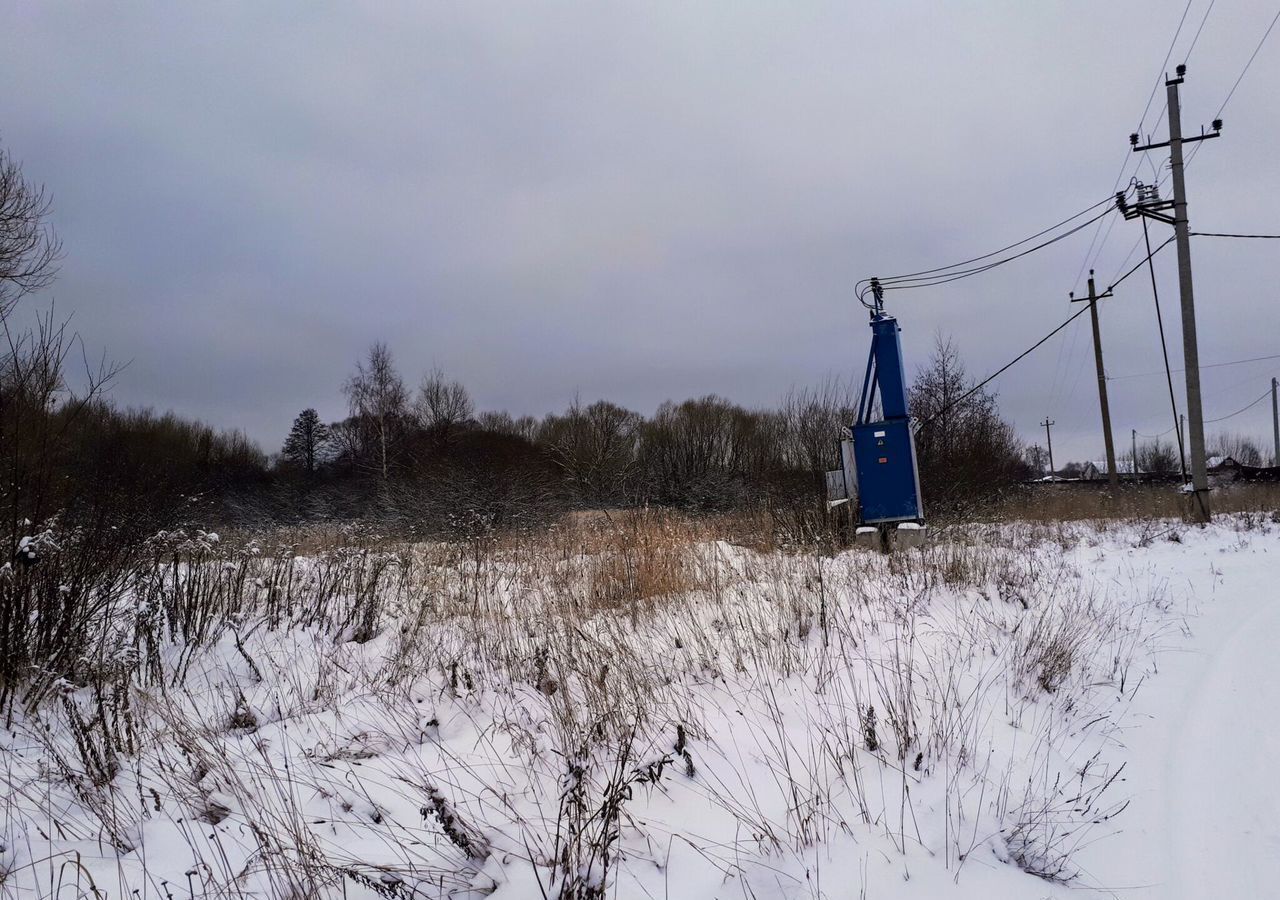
3, 1, 1278, 462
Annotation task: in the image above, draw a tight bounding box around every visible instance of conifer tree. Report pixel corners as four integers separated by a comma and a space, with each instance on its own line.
282, 408, 331, 476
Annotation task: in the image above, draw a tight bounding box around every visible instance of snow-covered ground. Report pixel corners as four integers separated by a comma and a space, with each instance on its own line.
1, 514, 1277, 899
1066, 517, 1280, 899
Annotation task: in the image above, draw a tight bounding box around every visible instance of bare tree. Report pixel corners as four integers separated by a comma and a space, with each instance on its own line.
1207, 431, 1263, 466
0, 143, 62, 315
326, 417, 362, 470
540, 398, 642, 505
1137, 439, 1178, 475
635, 395, 777, 508
781, 377, 856, 473
0, 147, 115, 542
415, 367, 473, 444
477, 410, 538, 441
1024, 444, 1048, 476
343, 342, 409, 481
909, 336, 1025, 511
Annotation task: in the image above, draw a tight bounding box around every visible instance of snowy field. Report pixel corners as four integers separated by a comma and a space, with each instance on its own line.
1, 512, 1277, 899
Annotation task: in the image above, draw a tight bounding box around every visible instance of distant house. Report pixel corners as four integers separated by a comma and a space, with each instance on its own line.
1206, 455, 1242, 485
1081, 459, 1137, 481
1082, 455, 1241, 482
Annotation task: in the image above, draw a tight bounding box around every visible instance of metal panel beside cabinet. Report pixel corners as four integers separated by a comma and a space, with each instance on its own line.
839, 437, 858, 504
825, 469, 848, 503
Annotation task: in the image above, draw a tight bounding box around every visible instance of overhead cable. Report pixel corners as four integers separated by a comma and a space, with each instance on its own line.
856, 195, 1117, 300
1108, 352, 1280, 380
1079, 0, 1196, 288
1214, 5, 1280, 118
1204, 388, 1272, 423
1183, 0, 1218, 63
1186, 4, 1280, 169
858, 201, 1119, 304
1141, 217, 1186, 477
914, 236, 1175, 430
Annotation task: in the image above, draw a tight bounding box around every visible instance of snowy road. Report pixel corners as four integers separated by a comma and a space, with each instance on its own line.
1074, 530, 1280, 899
1165, 578, 1280, 898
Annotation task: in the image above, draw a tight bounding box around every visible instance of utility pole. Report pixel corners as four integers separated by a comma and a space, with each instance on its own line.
1132, 428, 1139, 479
1120, 64, 1220, 522
1272, 377, 1279, 467
1041, 418, 1056, 480
1071, 272, 1118, 486
1180, 413, 1187, 475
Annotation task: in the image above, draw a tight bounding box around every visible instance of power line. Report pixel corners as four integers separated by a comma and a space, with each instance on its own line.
1214, 5, 1280, 117
1141, 376, 1269, 435
1141, 217, 1186, 476
1137, 0, 1195, 133
1201, 370, 1278, 406
1079, 0, 1197, 291
916, 301, 1095, 430
856, 197, 1118, 302
1108, 352, 1280, 381
1082, 198, 1131, 283
1205, 388, 1272, 423
1107, 235, 1176, 292
914, 236, 1175, 431
1104, 230, 1148, 289
882, 209, 1113, 289
1184, 0, 1218, 63
1073, 168, 1134, 292
865, 207, 1115, 300
1186, 3, 1280, 169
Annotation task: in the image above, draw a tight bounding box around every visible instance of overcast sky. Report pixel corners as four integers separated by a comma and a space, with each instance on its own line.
3, 2, 1278, 462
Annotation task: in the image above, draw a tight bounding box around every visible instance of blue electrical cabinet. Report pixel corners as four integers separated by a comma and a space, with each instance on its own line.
851, 419, 922, 523
843, 307, 925, 526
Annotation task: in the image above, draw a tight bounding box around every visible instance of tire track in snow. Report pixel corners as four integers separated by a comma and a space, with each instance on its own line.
1164, 586, 1280, 898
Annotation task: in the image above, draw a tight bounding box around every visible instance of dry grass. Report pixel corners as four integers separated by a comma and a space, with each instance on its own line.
0, 507, 1219, 897
992, 481, 1280, 523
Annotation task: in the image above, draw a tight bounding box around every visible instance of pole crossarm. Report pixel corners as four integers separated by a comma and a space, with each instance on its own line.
1069, 290, 1113, 303
1131, 131, 1220, 152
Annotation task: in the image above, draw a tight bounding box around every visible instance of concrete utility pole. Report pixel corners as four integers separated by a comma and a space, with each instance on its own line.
1041, 418, 1056, 480
1124, 64, 1221, 522
1132, 428, 1139, 479
1180, 413, 1187, 475
1272, 377, 1279, 467
1071, 273, 1118, 486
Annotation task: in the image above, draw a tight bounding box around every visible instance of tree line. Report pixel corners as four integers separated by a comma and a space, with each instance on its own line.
1, 136, 1032, 550
258, 334, 1033, 536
